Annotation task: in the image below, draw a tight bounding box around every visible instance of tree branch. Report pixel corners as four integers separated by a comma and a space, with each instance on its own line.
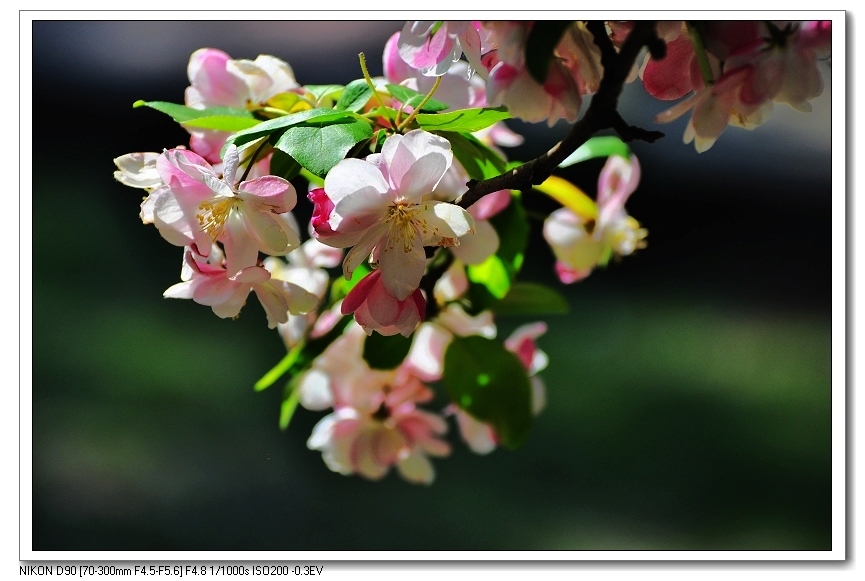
457, 21, 664, 210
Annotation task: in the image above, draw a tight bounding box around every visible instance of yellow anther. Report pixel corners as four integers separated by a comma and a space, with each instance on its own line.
384, 203, 421, 253
197, 197, 234, 240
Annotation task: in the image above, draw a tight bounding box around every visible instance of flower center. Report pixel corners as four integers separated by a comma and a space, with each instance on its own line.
384, 203, 425, 253
197, 197, 235, 240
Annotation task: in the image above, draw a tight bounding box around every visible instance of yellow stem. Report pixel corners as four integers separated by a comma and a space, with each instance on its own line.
359, 52, 396, 130
397, 76, 441, 132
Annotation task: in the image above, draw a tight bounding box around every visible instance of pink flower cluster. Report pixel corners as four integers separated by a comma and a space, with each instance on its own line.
644, 21, 831, 151
301, 323, 451, 484
394, 21, 599, 127
395, 20, 830, 147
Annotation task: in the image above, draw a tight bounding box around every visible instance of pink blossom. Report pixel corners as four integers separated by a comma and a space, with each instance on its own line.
265, 238, 342, 348
397, 21, 491, 79
640, 30, 702, 101
432, 261, 469, 304
486, 59, 581, 127
556, 22, 605, 96
314, 130, 474, 301
164, 246, 317, 328
151, 145, 300, 276
307, 370, 450, 484
295, 322, 396, 412
184, 48, 300, 162
341, 269, 426, 338
385, 33, 486, 111
483, 21, 582, 126
384, 30, 523, 155
543, 155, 646, 283
654, 22, 830, 152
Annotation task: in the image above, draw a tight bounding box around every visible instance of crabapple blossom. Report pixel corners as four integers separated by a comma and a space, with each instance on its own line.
433, 261, 470, 304
185, 48, 300, 162
341, 269, 426, 338
164, 246, 317, 328
484, 22, 582, 127
307, 366, 450, 484
314, 130, 474, 301
113, 152, 163, 190
652, 21, 830, 152
397, 21, 491, 79
112, 20, 832, 486
150, 145, 300, 276
543, 154, 646, 283
384, 31, 523, 152
385, 33, 485, 110
555, 22, 605, 96
264, 238, 342, 347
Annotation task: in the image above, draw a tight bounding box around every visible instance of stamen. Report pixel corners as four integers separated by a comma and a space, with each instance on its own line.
197, 197, 234, 240
384, 203, 421, 253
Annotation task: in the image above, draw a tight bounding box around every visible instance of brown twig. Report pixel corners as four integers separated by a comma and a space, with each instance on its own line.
457, 21, 665, 210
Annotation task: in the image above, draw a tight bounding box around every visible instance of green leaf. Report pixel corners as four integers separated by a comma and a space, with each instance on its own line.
525, 21, 572, 84
466, 192, 529, 312
336, 79, 374, 112
438, 131, 506, 181
416, 107, 510, 133
558, 136, 631, 168
489, 192, 528, 274
182, 116, 261, 132
385, 84, 450, 112
225, 108, 355, 151
443, 336, 533, 449
275, 117, 373, 178
254, 341, 304, 392
330, 263, 371, 301
279, 378, 301, 431
493, 282, 570, 316
467, 256, 511, 300
133, 100, 253, 123
362, 332, 413, 370
269, 150, 302, 181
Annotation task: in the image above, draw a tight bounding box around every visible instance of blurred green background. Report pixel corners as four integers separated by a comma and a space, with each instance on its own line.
30, 21, 832, 551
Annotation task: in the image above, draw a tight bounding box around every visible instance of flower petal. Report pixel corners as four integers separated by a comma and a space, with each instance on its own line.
450, 218, 498, 265
396, 449, 435, 484
222, 207, 260, 277
324, 158, 389, 207
379, 230, 426, 301
343, 223, 388, 280
239, 176, 296, 213
242, 208, 298, 256
418, 201, 475, 244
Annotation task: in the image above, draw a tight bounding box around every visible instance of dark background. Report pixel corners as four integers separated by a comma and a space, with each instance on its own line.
30, 21, 833, 551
